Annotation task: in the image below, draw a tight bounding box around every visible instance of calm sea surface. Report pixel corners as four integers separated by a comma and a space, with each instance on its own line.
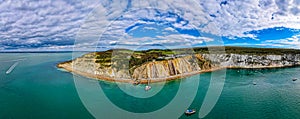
0, 53, 300, 119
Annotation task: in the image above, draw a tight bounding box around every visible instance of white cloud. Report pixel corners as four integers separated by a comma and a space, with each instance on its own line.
94, 0, 300, 38
1, 0, 300, 50
164, 27, 176, 32
142, 27, 157, 31
0, 0, 97, 50
56, 0, 300, 50
263, 34, 300, 48
105, 32, 214, 50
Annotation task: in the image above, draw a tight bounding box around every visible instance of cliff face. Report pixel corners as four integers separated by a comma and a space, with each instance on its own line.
203, 54, 300, 68
131, 55, 202, 79
58, 52, 300, 82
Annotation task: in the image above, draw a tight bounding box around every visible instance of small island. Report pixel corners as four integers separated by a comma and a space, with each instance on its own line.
57, 46, 300, 84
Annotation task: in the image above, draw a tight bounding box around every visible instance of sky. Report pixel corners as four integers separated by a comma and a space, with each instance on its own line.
1, 0, 300, 51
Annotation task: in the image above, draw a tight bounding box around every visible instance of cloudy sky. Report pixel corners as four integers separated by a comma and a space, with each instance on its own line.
1, 0, 300, 51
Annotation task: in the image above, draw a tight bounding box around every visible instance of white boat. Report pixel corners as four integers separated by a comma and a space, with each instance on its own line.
145, 77, 152, 91
145, 85, 151, 91
6, 62, 19, 74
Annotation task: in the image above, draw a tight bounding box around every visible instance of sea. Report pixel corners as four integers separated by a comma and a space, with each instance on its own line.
0, 53, 300, 119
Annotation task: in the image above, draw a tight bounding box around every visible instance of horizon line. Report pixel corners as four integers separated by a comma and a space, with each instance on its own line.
1, 46, 300, 53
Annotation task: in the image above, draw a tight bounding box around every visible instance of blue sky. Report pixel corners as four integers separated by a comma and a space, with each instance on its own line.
1, 0, 300, 51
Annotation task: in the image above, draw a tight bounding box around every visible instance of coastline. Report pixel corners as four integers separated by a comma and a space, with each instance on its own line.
57, 63, 299, 84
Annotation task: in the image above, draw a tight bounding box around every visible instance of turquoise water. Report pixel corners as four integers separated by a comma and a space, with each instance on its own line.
1, 53, 300, 119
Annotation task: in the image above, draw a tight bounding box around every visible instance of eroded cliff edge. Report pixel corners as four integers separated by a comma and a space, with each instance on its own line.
57, 47, 300, 83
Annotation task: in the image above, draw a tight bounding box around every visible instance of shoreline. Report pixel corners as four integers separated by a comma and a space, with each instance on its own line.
57, 63, 299, 84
